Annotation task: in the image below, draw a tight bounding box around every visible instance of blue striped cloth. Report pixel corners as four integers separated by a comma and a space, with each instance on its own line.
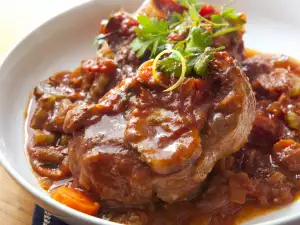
32, 205, 68, 225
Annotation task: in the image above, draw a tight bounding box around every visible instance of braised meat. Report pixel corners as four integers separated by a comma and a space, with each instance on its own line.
66, 51, 255, 206
243, 54, 300, 145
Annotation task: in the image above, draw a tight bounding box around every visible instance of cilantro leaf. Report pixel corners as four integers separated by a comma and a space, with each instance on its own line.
157, 57, 182, 77
177, 0, 201, 25
137, 15, 154, 32
168, 12, 184, 27
210, 14, 223, 24
151, 39, 160, 57
212, 25, 243, 37
138, 15, 169, 34
221, 8, 246, 24
130, 15, 170, 57
186, 27, 213, 53
177, 0, 201, 9
194, 48, 214, 77
130, 38, 152, 58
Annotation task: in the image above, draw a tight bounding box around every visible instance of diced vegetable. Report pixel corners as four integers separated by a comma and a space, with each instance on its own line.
89, 75, 110, 101
199, 4, 216, 17
291, 85, 300, 97
291, 76, 300, 97
268, 172, 285, 185
51, 186, 100, 216
39, 95, 56, 111
30, 108, 48, 129
273, 139, 295, 153
32, 157, 70, 180
99, 19, 108, 34
59, 135, 69, 146
285, 111, 300, 131
39, 177, 53, 191
33, 130, 57, 146
273, 140, 300, 172
266, 102, 282, 116
98, 41, 114, 59
33, 147, 64, 163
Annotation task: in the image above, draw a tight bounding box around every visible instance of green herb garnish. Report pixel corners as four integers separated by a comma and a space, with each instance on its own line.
94, 34, 109, 50
221, 8, 246, 24
129, 0, 245, 89
130, 15, 170, 57
157, 27, 224, 79
153, 49, 187, 92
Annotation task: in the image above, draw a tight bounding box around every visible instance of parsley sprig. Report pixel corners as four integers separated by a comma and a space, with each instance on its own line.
130, 0, 245, 81
130, 15, 169, 58
157, 27, 225, 78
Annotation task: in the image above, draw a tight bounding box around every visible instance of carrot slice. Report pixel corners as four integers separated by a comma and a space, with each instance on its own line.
51, 186, 100, 216
273, 139, 295, 153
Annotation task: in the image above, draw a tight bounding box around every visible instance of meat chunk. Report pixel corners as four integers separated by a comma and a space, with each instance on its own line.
100, 11, 141, 80
66, 52, 255, 206
125, 107, 202, 175
213, 32, 245, 62
273, 140, 300, 172
34, 58, 117, 104
248, 113, 281, 147
243, 54, 296, 98
69, 135, 153, 205
243, 54, 300, 144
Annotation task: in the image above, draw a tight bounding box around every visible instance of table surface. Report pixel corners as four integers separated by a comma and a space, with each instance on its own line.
0, 1, 86, 224
0, 165, 35, 225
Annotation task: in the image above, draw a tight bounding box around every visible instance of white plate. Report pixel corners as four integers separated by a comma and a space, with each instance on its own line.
0, 0, 299, 225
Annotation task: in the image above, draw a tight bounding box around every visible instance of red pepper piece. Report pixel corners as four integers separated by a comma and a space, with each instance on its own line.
199, 4, 216, 17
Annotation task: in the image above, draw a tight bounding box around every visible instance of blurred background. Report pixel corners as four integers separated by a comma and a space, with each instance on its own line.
0, 0, 87, 60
